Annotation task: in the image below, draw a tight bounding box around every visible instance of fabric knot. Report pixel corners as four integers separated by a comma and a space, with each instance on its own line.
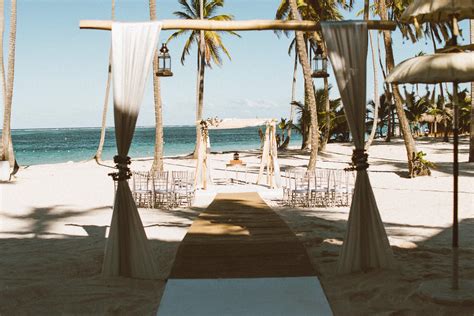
351, 149, 369, 171
109, 155, 132, 181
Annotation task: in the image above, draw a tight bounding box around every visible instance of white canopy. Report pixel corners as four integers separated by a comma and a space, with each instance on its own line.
386, 52, 474, 84
207, 118, 275, 130
401, 0, 474, 23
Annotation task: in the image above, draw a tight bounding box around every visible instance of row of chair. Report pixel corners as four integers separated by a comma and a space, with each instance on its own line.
282, 168, 355, 207
130, 170, 195, 209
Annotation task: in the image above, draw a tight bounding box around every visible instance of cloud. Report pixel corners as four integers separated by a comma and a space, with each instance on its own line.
230, 99, 279, 109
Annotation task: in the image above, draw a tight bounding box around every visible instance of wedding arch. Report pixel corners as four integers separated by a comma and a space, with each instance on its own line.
80, 18, 397, 279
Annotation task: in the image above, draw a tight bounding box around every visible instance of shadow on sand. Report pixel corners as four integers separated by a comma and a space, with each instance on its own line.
1, 196, 473, 315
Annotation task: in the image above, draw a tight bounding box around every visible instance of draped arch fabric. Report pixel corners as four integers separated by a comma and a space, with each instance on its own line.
102, 22, 162, 279
321, 22, 395, 273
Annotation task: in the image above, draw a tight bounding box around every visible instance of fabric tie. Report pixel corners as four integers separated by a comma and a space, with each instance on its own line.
351, 149, 369, 171
109, 155, 132, 181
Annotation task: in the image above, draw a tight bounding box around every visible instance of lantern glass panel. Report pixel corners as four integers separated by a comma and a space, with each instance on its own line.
157, 43, 173, 77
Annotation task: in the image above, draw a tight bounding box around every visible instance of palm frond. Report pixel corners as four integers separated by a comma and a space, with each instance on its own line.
178, 0, 196, 18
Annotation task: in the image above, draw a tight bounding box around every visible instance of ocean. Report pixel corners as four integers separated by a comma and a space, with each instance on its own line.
12, 126, 303, 166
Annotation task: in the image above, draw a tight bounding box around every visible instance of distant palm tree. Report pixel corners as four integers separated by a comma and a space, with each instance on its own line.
404, 91, 429, 136
1, 0, 17, 174
367, 93, 392, 139
94, 0, 115, 163
150, 0, 165, 172
278, 118, 292, 150
167, 0, 239, 158
293, 87, 345, 144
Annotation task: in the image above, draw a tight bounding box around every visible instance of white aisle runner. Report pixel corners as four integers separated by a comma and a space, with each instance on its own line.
157, 277, 333, 316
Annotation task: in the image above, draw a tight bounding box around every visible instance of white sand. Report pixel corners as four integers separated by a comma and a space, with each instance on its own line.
0, 137, 473, 314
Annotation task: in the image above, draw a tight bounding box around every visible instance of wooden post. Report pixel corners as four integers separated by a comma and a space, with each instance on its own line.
452, 82, 459, 250
257, 125, 270, 185
79, 19, 396, 32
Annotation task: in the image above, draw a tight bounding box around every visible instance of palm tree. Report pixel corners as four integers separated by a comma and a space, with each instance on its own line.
277, 0, 350, 166
293, 88, 346, 143
362, 0, 380, 149
287, 38, 298, 147
404, 91, 429, 136
150, 0, 165, 173
470, 19, 474, 162
315, 85, 344, 142
286, 0, 320, 170
277, 118, 291, 150
93, 0, 115, 163
367, 93, 392, 138
1, 0, 17, 172
167, 0, 239, 158
376, 0, 423, 177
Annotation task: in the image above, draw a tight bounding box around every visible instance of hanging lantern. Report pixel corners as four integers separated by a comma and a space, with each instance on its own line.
157, 43, 173, 77
311, 45, 329, 78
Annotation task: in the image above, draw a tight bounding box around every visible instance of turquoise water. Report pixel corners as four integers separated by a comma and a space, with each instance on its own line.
12, 126, 303, 166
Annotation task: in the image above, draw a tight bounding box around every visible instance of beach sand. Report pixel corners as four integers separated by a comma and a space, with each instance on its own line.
1, 138, 473, 314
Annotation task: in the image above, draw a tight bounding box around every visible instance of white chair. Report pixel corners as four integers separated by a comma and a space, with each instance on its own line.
171, 171, 195, 207
310, 169, 331, 207
288, 169, 311, 207
152, 171, 171, 208
327, 169, 355, 207
282, 169, 292, 204
132, 171, 153, 208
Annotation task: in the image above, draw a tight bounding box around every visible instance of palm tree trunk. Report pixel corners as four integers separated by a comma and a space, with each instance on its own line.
0, 0, 5, 100
319, 76, 330, 151
194, 44, 205, 158
288, 38, 298, 142
470, 20, 474, 162
1, 0, 16, 168
364, 0, 370, 20
94, 0, 115, 162
0, 0, 5, 162
150, 0, 164, 173
193, 0, 206, 158
288, 0, 318, 171
301, 86, 311, 150
378, 0, 418, 176
366, 31, 379, 149
385, 99, 391, 141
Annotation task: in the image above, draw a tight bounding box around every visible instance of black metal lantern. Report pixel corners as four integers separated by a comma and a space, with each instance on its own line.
311, 45, 329, 78
157, 43, 173, 77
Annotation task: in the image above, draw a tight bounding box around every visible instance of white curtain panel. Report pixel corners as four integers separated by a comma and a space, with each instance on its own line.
102, 22, 162, 279
270, 124, 282, 188
321, 22, 395, 273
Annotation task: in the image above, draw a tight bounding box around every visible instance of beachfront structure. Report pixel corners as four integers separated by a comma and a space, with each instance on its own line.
387, 0, 474, 301
80, 18, 398, 279
194, 118, 282, 190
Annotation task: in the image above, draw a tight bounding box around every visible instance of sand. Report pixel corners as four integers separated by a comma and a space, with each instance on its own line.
0, 137, 473, 315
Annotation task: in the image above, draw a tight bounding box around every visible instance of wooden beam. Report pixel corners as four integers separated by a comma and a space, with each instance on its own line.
79, 19, 396, 32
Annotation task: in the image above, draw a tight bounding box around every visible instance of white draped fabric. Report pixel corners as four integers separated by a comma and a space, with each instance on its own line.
257, 122, 282, 189
102, 22, 161, 279
321, 22, 395, 273
195, 126, 213, 189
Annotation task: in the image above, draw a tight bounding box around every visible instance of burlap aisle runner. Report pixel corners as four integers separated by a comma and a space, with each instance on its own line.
170, 192, 316, 278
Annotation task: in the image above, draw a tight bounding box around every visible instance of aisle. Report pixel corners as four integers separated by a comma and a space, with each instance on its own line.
158, 192, 332, 315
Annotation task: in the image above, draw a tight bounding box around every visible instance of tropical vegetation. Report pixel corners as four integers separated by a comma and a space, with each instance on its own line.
167, 0, 240, 158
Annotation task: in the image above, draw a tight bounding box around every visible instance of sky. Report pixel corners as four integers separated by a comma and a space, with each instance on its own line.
1, 0, 471, 129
